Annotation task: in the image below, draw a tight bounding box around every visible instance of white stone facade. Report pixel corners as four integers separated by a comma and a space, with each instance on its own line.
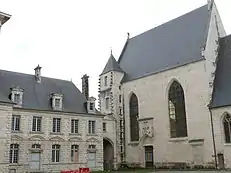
0, 107, 104, 173
99, 1, 231, 170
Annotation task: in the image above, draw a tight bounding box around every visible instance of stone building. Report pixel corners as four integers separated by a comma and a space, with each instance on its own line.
0, 14, 104, 172
99, 0, 231, 170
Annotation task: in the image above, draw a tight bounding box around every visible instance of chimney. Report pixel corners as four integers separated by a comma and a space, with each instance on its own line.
34, 64, 42, 83
82, 74, 89, 100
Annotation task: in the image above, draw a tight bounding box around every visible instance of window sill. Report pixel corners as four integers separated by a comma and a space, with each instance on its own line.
11, 130, 23, 133
168, 137, 188, 142
128, 141, 139, 146
69, 133, 81, 136
9, 163, 21, 166
29, 131, 44, 134
50, 132, 63, 135
87, 133, 98, 136
224, 143, 231, 146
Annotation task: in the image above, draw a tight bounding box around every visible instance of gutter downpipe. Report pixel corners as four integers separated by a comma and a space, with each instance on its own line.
208, 106, 218, 169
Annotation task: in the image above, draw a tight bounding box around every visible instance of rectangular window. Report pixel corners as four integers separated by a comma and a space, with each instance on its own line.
103, 122, 106, 132
120, 120, 123, 127
90, 103, 94, 110
55, 98, 60, 107
89, 145, 96, 149
10, 144, 19, 163
32, 116, 42, 132
14, 94, 20, 103
119, 95, 122, 103
52, 145, 60, 162
105, 98, 109, 109
12, 115, 20, 131
71, 119, 79, 134
119, 108, 122, 115
104, 76, 107, 86
88, 121, 95, 134
53, 118, 61, 133
71, 145, 79, 162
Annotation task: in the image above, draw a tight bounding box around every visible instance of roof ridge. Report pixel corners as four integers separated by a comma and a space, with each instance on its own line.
129, 4, 207, 41
0, 69, 73, 83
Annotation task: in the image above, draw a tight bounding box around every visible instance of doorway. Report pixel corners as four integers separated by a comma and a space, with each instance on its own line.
30, 152, 41, 170
103, 138, 114, 171
218, 153, 225, 169
144, 146, 153, 168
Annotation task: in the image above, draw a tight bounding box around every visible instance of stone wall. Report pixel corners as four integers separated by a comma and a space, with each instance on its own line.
2, 108, 104, 173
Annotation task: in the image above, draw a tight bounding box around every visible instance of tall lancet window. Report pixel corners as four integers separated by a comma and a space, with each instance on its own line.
129, 93, 139, 141
223, 113, 231, 143
168, 81, 188, 138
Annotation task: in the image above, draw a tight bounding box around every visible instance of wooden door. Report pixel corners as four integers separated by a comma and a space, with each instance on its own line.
145, 146, 153, 168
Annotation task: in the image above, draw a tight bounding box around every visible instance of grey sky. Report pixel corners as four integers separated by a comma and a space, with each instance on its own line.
0, 0, 230, 100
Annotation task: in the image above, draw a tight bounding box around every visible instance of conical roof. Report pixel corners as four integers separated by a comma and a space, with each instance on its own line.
101, 53, 124, 75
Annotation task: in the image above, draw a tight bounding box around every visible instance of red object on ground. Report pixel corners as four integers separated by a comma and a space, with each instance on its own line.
79, 168, 90, 173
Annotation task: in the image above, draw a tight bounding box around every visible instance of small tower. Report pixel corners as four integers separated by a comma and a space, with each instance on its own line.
99, 50, 125, 166
0, 11, 11, 31
34, 65, 42, 83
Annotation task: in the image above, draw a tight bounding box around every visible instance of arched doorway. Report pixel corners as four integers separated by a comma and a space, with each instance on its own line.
103, 138, 114, 171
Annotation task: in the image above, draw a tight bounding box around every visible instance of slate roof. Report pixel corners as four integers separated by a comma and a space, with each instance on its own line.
0, 69, 87, 113
118, 4, 210, 82
101, 53, 124, 75
210, 35, 231, 108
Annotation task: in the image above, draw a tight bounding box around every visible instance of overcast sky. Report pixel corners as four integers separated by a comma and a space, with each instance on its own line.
0, 0, 230, 100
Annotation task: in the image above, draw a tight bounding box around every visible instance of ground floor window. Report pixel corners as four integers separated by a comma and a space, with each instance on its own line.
71, 145, 79, 162
10, 144, 19, 163
52, 144, 60, 162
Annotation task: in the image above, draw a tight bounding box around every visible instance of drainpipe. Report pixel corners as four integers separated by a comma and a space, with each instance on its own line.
208, 106, 218, 169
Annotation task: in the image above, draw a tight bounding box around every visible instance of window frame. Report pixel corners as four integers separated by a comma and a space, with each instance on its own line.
71, 119, 79, 134
88, 120, 96, 134
9, 144, 19, 164
32, 116, 42, 132
52, 144, 60, 162
103, 122, 106, 132
12, 115, 20, 131
104, 76, 108, 86
52, 118, 61, 133
71, 145, 79, 162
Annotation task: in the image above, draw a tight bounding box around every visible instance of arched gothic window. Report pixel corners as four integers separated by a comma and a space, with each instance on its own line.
168, 81, 188, 138
223, 114, 231, 143
129, 93, 139, 141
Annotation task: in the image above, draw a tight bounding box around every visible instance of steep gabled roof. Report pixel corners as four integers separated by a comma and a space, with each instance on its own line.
118, 4, 210, 82
210, 35, 231, 108
0, 69, 87, 113
101, 53, 124, 75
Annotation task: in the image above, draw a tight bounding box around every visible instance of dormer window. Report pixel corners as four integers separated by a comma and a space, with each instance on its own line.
11, 86, 24, 107
51, 93, 63, 111
87, 97, 96, 113
55, 98, 61, 107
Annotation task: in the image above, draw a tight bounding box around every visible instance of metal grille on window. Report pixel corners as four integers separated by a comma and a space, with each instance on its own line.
53, 118, 61, 133
12, 115, 20, 131
52, 145, 60, 162
32, 116, 41, 132
71, 119, 79, 134
10, 144, 19, 163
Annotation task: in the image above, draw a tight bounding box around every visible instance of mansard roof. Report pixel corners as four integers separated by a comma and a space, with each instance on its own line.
210, 35, 231, 108
101, 53, 124, 76
118, 4, 210, 82
0, 69, 87, 113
